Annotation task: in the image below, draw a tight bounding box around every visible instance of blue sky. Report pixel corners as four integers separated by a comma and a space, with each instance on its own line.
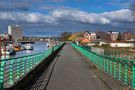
29, 0, 133, 13
0, 0, 134, 36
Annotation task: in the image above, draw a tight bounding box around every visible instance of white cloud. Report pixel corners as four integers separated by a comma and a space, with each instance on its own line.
101, 9, 134, 22
51, 8, 134, 24
0, 12, 56, 24
0, 8, 134, 25
51, 9, 111, 24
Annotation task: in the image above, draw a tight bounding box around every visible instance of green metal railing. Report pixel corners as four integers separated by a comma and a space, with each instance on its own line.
71, 43, 135, 89
86, 46, 135, 60
0, 43, 63, 89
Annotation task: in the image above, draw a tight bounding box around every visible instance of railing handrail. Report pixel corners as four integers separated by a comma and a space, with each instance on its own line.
0, 45, 58, 61
80, 45, 135, 61
71, 43, 135, 89
0, 43, 64, 89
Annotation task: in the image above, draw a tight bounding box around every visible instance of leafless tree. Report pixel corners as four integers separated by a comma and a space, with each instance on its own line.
60, 32, 72, 41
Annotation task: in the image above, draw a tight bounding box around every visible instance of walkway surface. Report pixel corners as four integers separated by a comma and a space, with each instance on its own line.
25, 45, 110, 90
46, 45, 109, 90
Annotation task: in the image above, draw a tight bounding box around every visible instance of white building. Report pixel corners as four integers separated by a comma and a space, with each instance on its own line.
108, 31, 119, 41
8, 25, 23, 41
0, 34, 10, 40
110, 42, 135, 48
84, 31, 96, 41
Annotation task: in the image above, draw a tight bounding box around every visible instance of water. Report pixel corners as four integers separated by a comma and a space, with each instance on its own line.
0, 42, 48, 60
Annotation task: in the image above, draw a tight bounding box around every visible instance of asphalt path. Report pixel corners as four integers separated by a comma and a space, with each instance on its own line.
46, 45, 110, 90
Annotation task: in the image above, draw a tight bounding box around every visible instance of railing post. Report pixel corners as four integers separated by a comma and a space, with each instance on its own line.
0, 61, 6, 88
21, 57, 26, 75
99, 57, 102, 69
16, 58, 21, 79
32, 56, 36, 67
27, 56, 32, 71
104, 57, 106, 72
9, 59, 14, 85
52, 46, 54, 54
100, 57, 104, 70
31, 56, 34, 68
26, 56, 29, 71
97, 56, 101, 68
131, 61, 135, 89
113, 58, 117, 79
124, 60, 128, 85
102, 57, 105, 71
118, 60, 122, 81
109, 58, 113, 76
106, 57, 109, 73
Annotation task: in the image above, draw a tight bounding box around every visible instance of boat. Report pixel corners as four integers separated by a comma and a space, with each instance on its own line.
13, 43, 21, 52
24, 44, 34, 50
1, 46, 16, 55
46, 43, 52, 48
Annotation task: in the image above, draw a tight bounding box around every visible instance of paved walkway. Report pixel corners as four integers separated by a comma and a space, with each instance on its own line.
46, 45, 109, 90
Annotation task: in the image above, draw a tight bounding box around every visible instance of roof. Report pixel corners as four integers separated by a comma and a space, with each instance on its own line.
80, 38, 91, 44
76, 37, 84, 42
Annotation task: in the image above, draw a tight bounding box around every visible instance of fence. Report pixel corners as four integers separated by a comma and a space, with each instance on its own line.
0, 43, 63, 89
83, 46, 135, 60
71, 43, 135, 89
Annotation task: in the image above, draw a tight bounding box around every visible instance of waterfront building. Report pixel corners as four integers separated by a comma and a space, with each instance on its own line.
8, 25, 23, 41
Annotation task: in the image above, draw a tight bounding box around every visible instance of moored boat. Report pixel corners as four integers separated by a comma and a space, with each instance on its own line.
24, 44, 34, 50
13, 43, 21, 52
1, 47, 16, 55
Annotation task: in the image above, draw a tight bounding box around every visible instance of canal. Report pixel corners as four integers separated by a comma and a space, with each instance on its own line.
0, 42, 48, 60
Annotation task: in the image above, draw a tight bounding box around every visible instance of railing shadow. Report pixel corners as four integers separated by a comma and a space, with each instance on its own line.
24, 52, 62, 90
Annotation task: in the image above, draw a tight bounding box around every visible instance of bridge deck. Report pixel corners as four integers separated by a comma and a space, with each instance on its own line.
25, 45, 110, 90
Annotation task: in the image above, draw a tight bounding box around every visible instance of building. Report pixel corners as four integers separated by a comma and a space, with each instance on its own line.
122, 32, 134, 41
108, 31, 119, 41
110, 41, 135, 48
0, 34, 12, 41
8, 25, 23, 41
84, 31, 96, 41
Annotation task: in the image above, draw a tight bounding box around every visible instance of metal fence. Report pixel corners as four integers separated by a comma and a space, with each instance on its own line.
83, 46, 135, 60
0, 43, 63, 89
71, 43, 135, 89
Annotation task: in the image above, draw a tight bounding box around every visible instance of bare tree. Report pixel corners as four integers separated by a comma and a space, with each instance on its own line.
60, 32, 72, 41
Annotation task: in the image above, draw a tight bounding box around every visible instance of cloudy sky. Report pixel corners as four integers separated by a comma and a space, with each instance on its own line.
0, 0, 134, 36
